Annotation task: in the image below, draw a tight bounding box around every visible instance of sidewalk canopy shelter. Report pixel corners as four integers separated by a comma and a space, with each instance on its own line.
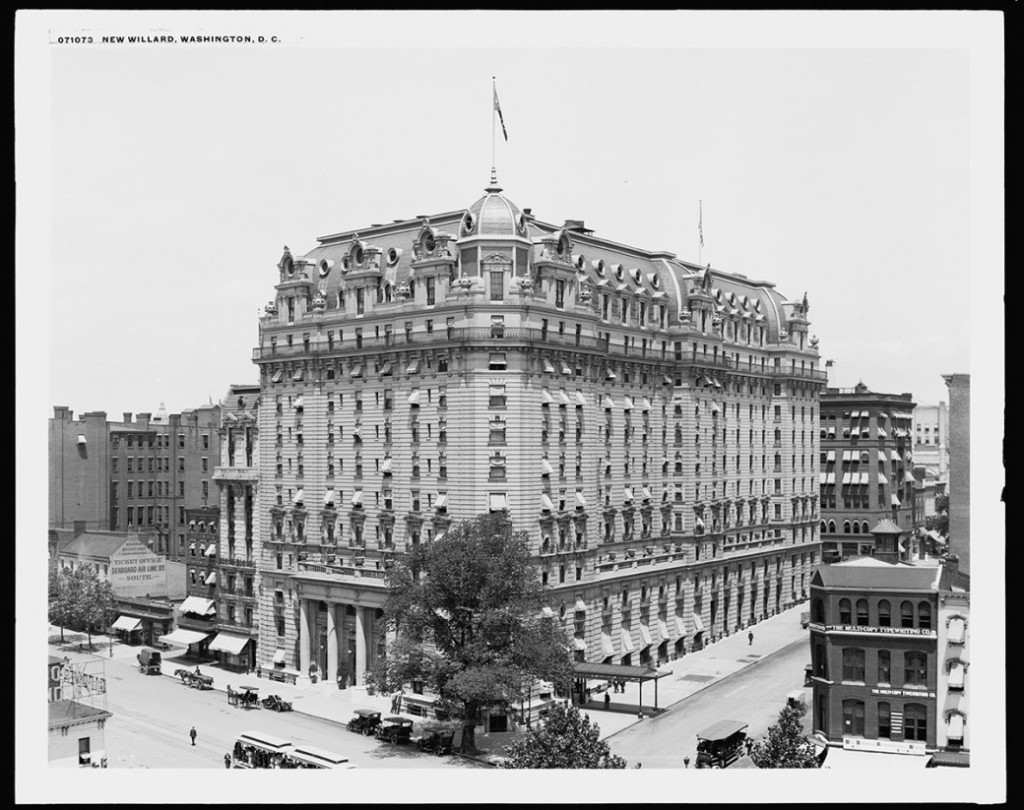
159, 628, 212, 647
571, 662, 672, 710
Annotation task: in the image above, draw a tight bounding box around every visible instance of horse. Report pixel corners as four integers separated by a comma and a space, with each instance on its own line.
174, 668, 194, 686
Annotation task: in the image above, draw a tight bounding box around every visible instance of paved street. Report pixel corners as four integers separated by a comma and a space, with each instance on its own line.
606, 637, 810, 768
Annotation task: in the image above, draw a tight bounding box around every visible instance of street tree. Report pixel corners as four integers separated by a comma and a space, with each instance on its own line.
48, 566, 86, 643
500, 702, 627, 769
933, 493, 950, 538
749, 700, 822, 769
371, 511, 573, 754
79, 569, 119, 649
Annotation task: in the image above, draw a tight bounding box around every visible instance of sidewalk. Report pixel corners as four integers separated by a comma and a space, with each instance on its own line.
49, 601, 810, 766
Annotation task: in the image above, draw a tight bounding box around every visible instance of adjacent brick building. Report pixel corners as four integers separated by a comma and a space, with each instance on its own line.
942, 373, 970, 576
818, 384, 917, 562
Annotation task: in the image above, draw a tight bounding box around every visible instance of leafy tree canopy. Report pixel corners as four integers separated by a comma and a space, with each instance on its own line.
750, 700, 822, 769
371, 512, 573, 753
48, 565, 118, 646
500, 702, 626, 769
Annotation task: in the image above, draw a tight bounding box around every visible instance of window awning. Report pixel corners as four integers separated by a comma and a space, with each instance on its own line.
620, 628, 634, 652
946, 713, 965, 740
323, 490, 335, 506
663, 375, 674, 385
271, 370, 283, 383
623, 396, 634, 411
605, 369, 617, 381
819, 472, 828, 485
540, 493, 554, 512
851, 411, 860, 419
541, 458, 554, 476
204, 571, 217, 585
712, 378, 722, 388
111, 615, 141, 632
877, 428, 888, 438
558, 391, 571, 406
76, 434, 87, 445
573, 638, 588, 651
710, 402, 719, 414
207, 632, 252, 656
904, 471, 916, 483
639, 625, 653, 647
602, 633, 616, 656
294, 395, 304, 409
641, 486, 653, 502
827, 427, 836, 436
292, 369, 303, 382
378, 361, 393, 378
574, 392, 587, 407
691, 613, 705, 633
406, 359, 420, 374
641, 397, 652, 412
947, 662, 966, 689
542, 359, 555, 374
657, 619, 669, 641
160, 628, 212, 647
273, 650, 287, 664
436, 493, 448, 509
381, 458, 393, 474
826, 450, 836, 462
891, 493, 901, 506
205, 544, 217, 557
407, 390, 421, 406
293, 489, 304, 506
623, 486, 634, 502
890, 450, 901, 462
179, 596, 216, 616
826, 472, 836, 484
189, 542, 196, 551
842, 472, 852, 485
574, 598, 587, 612
561, 361, 573, 375
540, 389, 554, 405
878, 473, 888, 484
351, 490, 364, 506
433, 532, 447, 543
575, 491, 588, 508
603, 395, 615, 409
349, 364, 363, 377
674, 616, 686, 635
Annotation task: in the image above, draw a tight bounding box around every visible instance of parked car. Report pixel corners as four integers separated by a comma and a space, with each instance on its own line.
346, 709, 382, 736
262, 694, 293, 712
414, 721, 458, 756
376, 716, 414, 745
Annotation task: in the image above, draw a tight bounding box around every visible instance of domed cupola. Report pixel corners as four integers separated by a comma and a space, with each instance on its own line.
462, 174, 528, 239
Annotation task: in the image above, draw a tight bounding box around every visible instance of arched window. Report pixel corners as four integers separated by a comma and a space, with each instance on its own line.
843, 520, 851, 534
877, 702, 892, 738
842, 647, 865, 681
900, 600, 915, 628
856, 599, 869, 626
918, 601, 932, 630
861, 521, 870, 534
820, 520, 827, 534
904, 703, 927, 741
813, 598, 825, 623
842, 699, 866, 736
839, 598, 852, 624
828, 520, 837, 534
852, 522, 860, 534
878, 599, 891, 627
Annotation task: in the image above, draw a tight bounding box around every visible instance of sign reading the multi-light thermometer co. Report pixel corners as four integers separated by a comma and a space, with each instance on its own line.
109, 535, 166, 597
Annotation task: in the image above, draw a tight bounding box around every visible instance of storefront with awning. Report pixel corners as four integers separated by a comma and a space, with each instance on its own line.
158, 628, 213, 652
207, 631, 255, 671
109, 615, 143, 643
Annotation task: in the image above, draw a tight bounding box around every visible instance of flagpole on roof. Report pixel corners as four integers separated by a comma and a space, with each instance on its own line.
698, 199, 703, 267
491, 76, 496, 185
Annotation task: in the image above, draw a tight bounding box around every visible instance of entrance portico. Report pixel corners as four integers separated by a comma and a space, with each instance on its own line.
292, 573, 389, 686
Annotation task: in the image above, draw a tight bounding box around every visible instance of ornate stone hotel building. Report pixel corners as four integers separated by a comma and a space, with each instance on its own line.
244, 178, 826, 684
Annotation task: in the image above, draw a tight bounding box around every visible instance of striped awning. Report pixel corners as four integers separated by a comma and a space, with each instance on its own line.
159, 628, 212, 647
543, 359, 555, 374
541, 458, 554, 476
179, 596, 216, 616
540, 493, 555, 512
541, 389, 554, 404
111, 615, 141, 632
207, 632, 252, 656
620, 628, 634, 652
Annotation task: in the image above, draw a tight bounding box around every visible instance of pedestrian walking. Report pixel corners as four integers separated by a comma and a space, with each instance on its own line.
748, 630, 754, 646
189, 726, 197, 746
224, 753, 231, 769
604, 692, 611, 710
683, 755, 690, 768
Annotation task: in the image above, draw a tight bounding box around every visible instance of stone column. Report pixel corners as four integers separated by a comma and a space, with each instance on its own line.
298, 598, 310, 675
354, 604, 367, 686
232, 484, 246, 559
326, 603, 338, 684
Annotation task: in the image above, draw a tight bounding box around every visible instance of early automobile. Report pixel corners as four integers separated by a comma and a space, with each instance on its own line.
695, 720, 749, 769
346, 709, 382, 736
414, 721, 458, 756
376, 716, 415, 745
262, 694, 293, 712
136, 648, 162, 675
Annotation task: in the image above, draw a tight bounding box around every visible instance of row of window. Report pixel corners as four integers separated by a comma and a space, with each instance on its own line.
112, 433, 210, 450
114, 480, 207, 499
840, 699, 928, 741
812, 598, 933, 629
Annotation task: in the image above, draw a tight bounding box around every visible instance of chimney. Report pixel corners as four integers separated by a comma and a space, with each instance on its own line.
123, 412, 133, 424
73, 520, 87, 537
563, 219, 594, 235
137, 413, 151, 429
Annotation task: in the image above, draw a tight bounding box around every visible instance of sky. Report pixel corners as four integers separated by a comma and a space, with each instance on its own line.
17, 10, 1004, 804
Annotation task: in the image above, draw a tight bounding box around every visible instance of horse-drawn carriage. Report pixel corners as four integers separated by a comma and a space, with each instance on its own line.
175, 668, 214, 690
227, 684, 261, 709
136, 648, 162, 675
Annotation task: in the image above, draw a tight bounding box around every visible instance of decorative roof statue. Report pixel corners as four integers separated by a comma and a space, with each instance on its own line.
311, 291, 326, 312
264, 300, 278, 316
517, 276, 534, 293
396, 282, 412, 300
578, 281, 592, 303
678, 307, 692, 323
810, 335, 820, 348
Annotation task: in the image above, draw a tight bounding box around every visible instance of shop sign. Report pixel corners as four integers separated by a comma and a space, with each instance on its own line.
825, 625, 936, 637
870, 687, 936, 699
49, 660, 106, 702
110, 536, 167, 597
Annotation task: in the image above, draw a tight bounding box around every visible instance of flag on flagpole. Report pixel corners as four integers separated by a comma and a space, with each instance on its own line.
494, 85, 508, 141
699, 200, 704, 248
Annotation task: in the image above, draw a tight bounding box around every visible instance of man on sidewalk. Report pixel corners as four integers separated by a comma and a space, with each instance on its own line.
189, 726, 197, 746
748, 630, 754, 646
